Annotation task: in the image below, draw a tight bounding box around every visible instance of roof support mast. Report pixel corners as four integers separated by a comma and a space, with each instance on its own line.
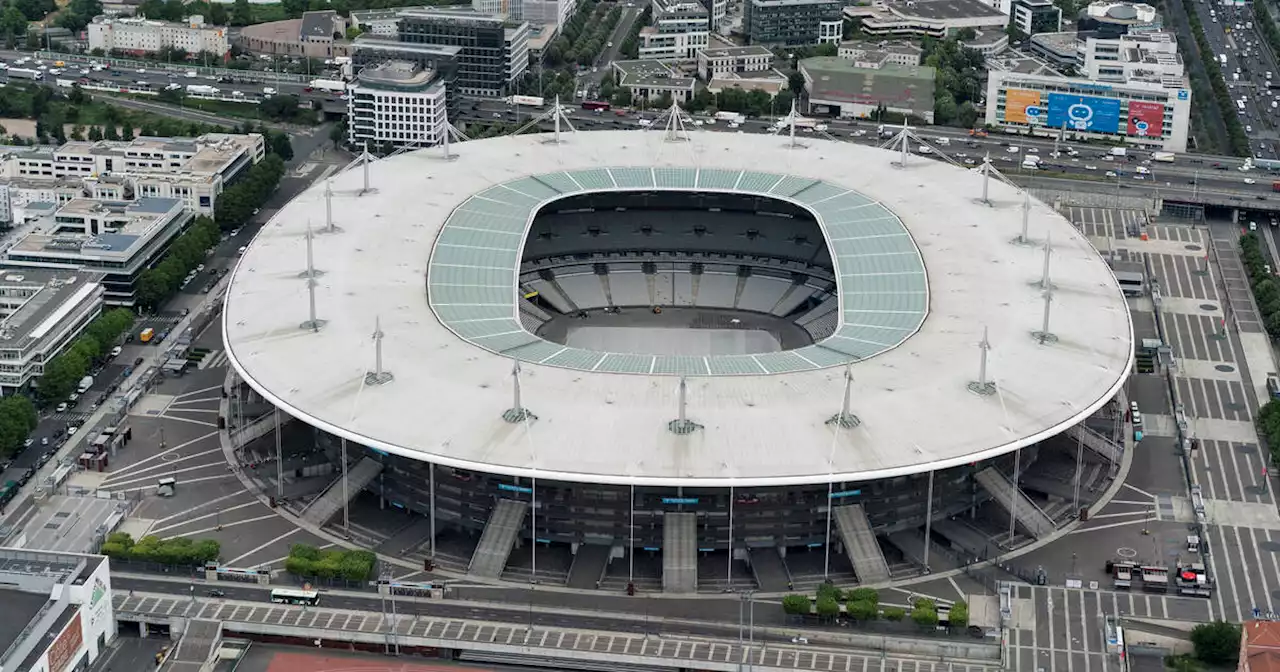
668, 376, 702, 435
365, 316, 393, 386
503, 360, 536, 423
826, 365, 861, 428
299, 222, 326, 332
967, 327, 996, 395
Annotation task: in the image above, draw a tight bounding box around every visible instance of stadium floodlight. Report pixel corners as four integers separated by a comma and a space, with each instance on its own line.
365, 316, 394, 386
967, 326, 996, 396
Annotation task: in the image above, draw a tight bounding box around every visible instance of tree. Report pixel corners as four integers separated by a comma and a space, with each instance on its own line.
948, 600, 969, 628
883, 607, 905, 621
846, 600, 878, 621
911, 604, 939, 628
232, 0, 252, 25
847, 587, 879, 606
269, 131, 294, 160
816, 42, 837, 57
815, 595, 840, 620
1190, 621, 1241, 665
782, 594, 811, 615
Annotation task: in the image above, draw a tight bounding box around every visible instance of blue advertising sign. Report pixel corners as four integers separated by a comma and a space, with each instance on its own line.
1046, 93, 1122, 133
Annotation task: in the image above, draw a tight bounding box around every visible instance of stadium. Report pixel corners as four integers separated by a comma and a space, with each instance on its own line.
222, 125, 1134, 593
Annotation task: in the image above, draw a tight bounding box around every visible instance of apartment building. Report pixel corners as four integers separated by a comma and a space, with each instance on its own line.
696, 45, 773, 79
639, 0, 710, 61
837, 40, 923, 66
87, 15, 229, 56
2, 198, 191, 306
348, 61, 451, 149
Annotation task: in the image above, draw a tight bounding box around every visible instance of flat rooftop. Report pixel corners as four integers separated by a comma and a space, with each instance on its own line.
699, 45, 773, 58
0, 268, 105, 350
23, 495, 128, 554
0, 589, 52, 656
613, 60, 697, 89
224, 130, 1133, 487
8, 198, 181, 261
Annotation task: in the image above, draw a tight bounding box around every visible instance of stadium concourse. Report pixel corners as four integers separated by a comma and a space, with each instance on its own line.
219, 123, 1134, 594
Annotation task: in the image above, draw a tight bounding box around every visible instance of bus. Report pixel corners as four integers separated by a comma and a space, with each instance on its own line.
270, 588, 320, 605
582, 100, 611, 111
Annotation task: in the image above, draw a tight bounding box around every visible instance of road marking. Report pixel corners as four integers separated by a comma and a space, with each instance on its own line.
223, 527, 303, 566
1069, 517, 1153, 534
105, 430, 218, 475
102, 461, 230, 488
1121, 483, 1155, 499
103, 446, 224, 482
149, 501, 262, 536
160, 513, 281, 539
151, 414, 219, 428
109, 473, 238, 494
168, 396, 222, 406
151, 490, 251, 526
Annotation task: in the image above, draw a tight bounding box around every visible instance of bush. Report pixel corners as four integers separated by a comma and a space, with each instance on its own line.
847, 587, 879, 606
1190, 621, 1241, 665
883, 606, 906, 621
816, 581, 843, 603
911, 604, 940, 628
782, 594, 812, 615
948, 600, 969, 628
815, 595, 841, 619
846, 599, 878, 621
99, 532, 219, 565
284, 543, 377, 582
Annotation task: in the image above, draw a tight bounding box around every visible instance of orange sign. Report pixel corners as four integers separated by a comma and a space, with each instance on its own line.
1005, 89, 1042, 124
46, 612, 84, 672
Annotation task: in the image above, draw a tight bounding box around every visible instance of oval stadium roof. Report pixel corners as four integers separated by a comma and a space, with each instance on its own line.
223, 129, 1134, 487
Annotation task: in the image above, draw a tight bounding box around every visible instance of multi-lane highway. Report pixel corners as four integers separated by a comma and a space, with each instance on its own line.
1190, 0, 1280, 156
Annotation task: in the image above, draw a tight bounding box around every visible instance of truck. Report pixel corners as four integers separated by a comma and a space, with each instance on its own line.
1021, 155, 1042, 169
77, 376, 93, 394
7, 67, 42, 81
55, 78, 74, 88
140, 327, 155, 343
714, 111, 746, 124
187, 84, 219, 96
1110, 147, 1127, 157
308, 79, 347, 94
1220, 54, 1228, 66
508, 95, 544, 107
1151, 151, 1176, 163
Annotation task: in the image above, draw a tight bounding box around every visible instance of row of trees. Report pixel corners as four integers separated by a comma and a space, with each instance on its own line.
134, 216, 221, 311
285, 544, 377, 582
1180, 0, 1252, 156
213, 153, 286, 230
781, 584, 968, 628
618, 4, 651, 60
0, 83, 228, 146
101, 532, 221, 566
0, 396, 39, 458
1239, 233, 1280, 464
543, 1, 621, 69
38, 308, 136, 405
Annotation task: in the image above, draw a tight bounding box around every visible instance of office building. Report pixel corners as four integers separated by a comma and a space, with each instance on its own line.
87, 15, 229, 57
696, 45, 773, 80
800, 56, 936, 122
0, 134, 263, 217
1029, 30, 1081, 67
0, 549, 116, 672
611, 60, 697, 103
1076, 1, 1161, 37
1083, 30, 1182, 85
395, 8, 530, 97
2, 198, 192, 306
350, 7, 409, 36
744, 0, 842, 46
0, 269, 105, 391
1010, 0, 1062, 35
236, 11, 350, 58
639, 0, 710, 61
837, 40, 923, 66
844, 0, 1007, 38
985, 68, 1191, 151
348, 61, 451, 150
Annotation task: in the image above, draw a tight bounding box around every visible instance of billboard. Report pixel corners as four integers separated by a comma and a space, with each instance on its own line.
46, 612, 84, 672
1047, 93, 1122, 133
1004, 88, 1043, 124
1127, 101, 1165, 137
